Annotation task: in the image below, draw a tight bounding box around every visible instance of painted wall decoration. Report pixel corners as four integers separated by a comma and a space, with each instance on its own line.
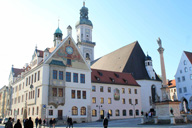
53, 39, 84, 63
114, 88, 120, 101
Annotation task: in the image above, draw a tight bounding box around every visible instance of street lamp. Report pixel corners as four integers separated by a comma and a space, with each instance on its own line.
96, 105, 102, 120
131, 103, 137, 118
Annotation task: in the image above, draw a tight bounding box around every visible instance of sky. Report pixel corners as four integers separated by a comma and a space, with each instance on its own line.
0, 0, 191, 88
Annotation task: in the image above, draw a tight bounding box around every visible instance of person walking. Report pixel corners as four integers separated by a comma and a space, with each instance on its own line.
24, 118, 28, 128
5, 117, 13, 128
35, 117, 39, 128
38, 118, 42, 128
49, 118, 53, 128
27, 117, 34, 128
14, 119, 22, 128
43, 119, 46, 128
52, 118, 56, 128
103, 117, 108, 128
145, 112, 148, 119
69, 117, 73, 128
66, 117, 70, 128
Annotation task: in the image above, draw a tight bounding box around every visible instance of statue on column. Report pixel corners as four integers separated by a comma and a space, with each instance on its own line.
157, 37, 162, 48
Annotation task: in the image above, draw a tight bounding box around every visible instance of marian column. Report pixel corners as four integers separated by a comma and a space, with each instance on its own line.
157, 38, 170, 101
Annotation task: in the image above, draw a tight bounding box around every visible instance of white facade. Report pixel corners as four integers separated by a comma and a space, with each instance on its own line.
175, 51, 192, 111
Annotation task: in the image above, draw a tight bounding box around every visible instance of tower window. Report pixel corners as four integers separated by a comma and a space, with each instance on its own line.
86, 53, 90, 60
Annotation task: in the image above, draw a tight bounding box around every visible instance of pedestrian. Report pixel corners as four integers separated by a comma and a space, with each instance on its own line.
24, 118, 28, 128
35, 117, 39, 128
14, 119, 22, 128
107, 112, 110, 119
49, 118, 53, 128
52, 118, 56, 128
103, 117, 108, 128
145, 112, 148, 119
66, 117, 70, 128
27, 117, 34, 128
43, 119, 46, 128
69, 117, 73, 128
38, 118, 42, 128
148, 112, 151, 118
5, 117, 13, 128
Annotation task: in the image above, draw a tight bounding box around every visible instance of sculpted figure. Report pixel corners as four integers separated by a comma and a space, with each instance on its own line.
157, 37, 162, 47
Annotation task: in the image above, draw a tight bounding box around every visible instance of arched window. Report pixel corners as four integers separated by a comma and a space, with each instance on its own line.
92, 109, 97, 117
151, 85, 156, 103
86, 53, 90, 60
184, 67, 188, 72
108, 109, 112, 116
136, 109, 139, 116
72, 106, 78, 115
115, 109, 119, 116
122, 109, 126, 116
80, 107, 86, 115
129, 109, 133, 116
184, 60, 187, 65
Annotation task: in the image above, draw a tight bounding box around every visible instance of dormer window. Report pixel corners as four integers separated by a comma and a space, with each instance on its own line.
95, 76, 100, 81
123, 79, 128, 83
114, 73, 119, 78
97, 71, 103, 76
110, 77, 115, 82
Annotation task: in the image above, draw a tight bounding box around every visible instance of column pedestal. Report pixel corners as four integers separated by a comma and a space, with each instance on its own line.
154, 116, 158, 124
170, 115, 175, 124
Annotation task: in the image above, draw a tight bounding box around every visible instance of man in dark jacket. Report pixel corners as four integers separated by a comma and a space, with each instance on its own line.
103, 117, 108, 128
35, 117, 39, 128
14, 119, 22, 128
5, 117, 13, 128
38, 118, 42, 128
27, 117, 34, 128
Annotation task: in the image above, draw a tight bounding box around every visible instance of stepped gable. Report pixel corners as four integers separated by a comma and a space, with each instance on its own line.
91, 68, 140, 86
184, 51, 192, 64
91, 41, 161, 81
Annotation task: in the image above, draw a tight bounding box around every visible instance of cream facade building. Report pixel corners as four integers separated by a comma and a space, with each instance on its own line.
0, 86, 9, 118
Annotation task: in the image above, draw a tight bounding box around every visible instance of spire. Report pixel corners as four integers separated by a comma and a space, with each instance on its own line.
58, 18, 60, 28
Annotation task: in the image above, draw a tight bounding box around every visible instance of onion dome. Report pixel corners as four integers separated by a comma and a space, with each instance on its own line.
54, 27, 62, 34
145, 54, 152, 61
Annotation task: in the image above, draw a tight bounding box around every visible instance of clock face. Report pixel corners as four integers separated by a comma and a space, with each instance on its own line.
66, 46, 73, 55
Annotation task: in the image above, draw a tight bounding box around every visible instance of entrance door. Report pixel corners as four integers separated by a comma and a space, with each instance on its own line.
58, 110, 63, 120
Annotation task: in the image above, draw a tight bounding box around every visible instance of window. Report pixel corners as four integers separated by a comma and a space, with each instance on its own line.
177, 77, 181, 82
28, 108, 30, 115
80, 74, 85, 83
32, 107, 34, 115
108, 87, 111, 93
38, 71, 40, 81
180, 70, 182, 74
29, 76, 31, 85
183, 87, 187, 93
77, 90, 81, 99
185, 67, 188, 72
66, 72, 71, 82
59, 71, 63, 80
122, 88, 125, 94
83, 91, 86, 99
59, 88, 63, 97
92, 86, 96, 92
73, 73, 78, 83
72, 106, 78, 115
179, 88, 182, 93
190, 74, 192, 80
92, 109, 97, 117
67, 59, 71, 65
19, 84, 21, 90
129, 110, 133, 116
115, 110, 119, 116
52, 88, 57, 97
37, 107, 39, 115
71, 90, 75, 99
53, 70, 57, 79
22, 95, 24, 102
34, 73, 37, 82
26, 93, 28, 101
123, 110, 126, 116
122, 98, 125, 104
129, 99, 132, 104
184, 60, 187, 65
18, 96, 20, 103
128, 88, 131, 94
100, 86, 103, 92
92, 97, 96, 104
21, 108, 23, 115
136, 110, 139, 116
26, 78, 28, 86
38, 89, 40, 98
33, 90, 35, 99
81, 107, 86, 115
182, 76, 185, 81
134, 89, 137, 94
100, 97, 104, 104
49, 110, 53, 115
31, 75, 33, 84
135, 99, 138, 104
108, 110, 112, 116
108, 98, 111, 104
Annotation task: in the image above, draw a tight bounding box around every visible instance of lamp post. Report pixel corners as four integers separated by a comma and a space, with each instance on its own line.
96, 105, 102, 120
131, 103, 137, 118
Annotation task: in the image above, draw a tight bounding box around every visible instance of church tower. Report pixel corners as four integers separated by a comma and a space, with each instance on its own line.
76, 2, 96, 63
53, 25, 63, 47
145, 54, 156, 80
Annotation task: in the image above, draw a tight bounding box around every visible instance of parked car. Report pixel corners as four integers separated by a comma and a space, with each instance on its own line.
0, 118, 2, 123
2, 118, 8, 124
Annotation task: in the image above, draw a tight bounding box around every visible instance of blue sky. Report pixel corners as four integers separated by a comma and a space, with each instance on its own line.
0, 0, 191, 87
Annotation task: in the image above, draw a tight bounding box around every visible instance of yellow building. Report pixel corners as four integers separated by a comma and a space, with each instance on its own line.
0, 86, 8, 118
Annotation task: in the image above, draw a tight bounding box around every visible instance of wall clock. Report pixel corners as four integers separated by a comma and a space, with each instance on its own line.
66, 46, 73, 55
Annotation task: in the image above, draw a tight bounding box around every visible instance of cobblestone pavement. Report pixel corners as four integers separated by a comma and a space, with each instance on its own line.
0, 118, 192, 128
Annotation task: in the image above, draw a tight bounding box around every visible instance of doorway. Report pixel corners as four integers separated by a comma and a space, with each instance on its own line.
58, 110, 63, 120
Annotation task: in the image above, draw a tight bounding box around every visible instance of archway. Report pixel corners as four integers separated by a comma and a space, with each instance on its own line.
181, 98, 188, 112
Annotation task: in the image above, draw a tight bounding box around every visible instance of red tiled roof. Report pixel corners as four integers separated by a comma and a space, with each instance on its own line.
37, 50, 44, 57
12, 68, 25, 77
168, 79, 176, 88
49, 47, 56, 53
91, 68, 140, 86
184, 51, 192, 64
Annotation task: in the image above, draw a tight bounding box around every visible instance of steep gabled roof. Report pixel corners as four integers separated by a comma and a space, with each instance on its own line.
12, 68, 25, 77
91, 69, 140, 86
91, 41, 161, 81
184, 51, 192, 64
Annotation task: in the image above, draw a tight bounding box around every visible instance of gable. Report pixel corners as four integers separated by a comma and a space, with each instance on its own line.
46, 36, 90, 70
